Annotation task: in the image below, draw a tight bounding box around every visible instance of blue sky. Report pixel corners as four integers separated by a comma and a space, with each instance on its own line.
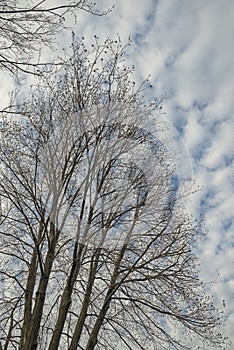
71, 0, 234, 347
0, 0, 233, 347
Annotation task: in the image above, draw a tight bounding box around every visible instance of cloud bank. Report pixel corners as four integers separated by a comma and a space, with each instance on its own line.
0, 0, 233, 347
73, 0, 234, 347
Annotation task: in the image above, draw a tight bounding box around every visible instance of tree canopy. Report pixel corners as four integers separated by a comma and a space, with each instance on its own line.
0, 0, 111, 74
0, 37, 228, 349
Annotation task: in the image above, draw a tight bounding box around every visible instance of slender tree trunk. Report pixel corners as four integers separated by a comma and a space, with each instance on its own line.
19, 247, 38, 350
48, 243, 84, 350
21, 222, 58, 350
85, 246, 127, 350
19, 221, 45, 350
69, 248, 101, 350
85, 291, 113, 350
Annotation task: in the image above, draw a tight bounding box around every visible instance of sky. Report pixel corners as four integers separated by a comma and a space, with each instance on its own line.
70, 0, 234, 347
0, 0, 233, 348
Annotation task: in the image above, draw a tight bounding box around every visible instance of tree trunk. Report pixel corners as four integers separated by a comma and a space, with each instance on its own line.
19, 247, 38, 350
21, 222, 58, 350
85, 246, 127, 350
48, 243, 84, 350
69, 249, 101, 350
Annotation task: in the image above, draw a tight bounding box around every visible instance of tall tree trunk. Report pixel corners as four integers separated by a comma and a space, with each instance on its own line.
19, 247, 38, 350
69, 248, 101, 350
19, 220, 45, 350
48, 243, 84, 350
85, 245, 127, 350
21, 222, 58, 350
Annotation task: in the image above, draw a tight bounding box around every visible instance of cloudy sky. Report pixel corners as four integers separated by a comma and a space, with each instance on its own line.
70, 0, 234, 347
0, 0, 233, 348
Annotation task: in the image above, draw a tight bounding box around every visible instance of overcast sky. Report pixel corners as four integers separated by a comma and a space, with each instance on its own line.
71, 0, 234, 347
0, 0, 233, 348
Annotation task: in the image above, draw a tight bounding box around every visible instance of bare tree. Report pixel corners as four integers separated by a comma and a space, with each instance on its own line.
0, 38, 228, 350
0, 0, 111, 75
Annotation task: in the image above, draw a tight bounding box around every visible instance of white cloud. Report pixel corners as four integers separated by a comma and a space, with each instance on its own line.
1, 0, 234, 347
200, 120, 234, 169
102, 1, 234, 347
